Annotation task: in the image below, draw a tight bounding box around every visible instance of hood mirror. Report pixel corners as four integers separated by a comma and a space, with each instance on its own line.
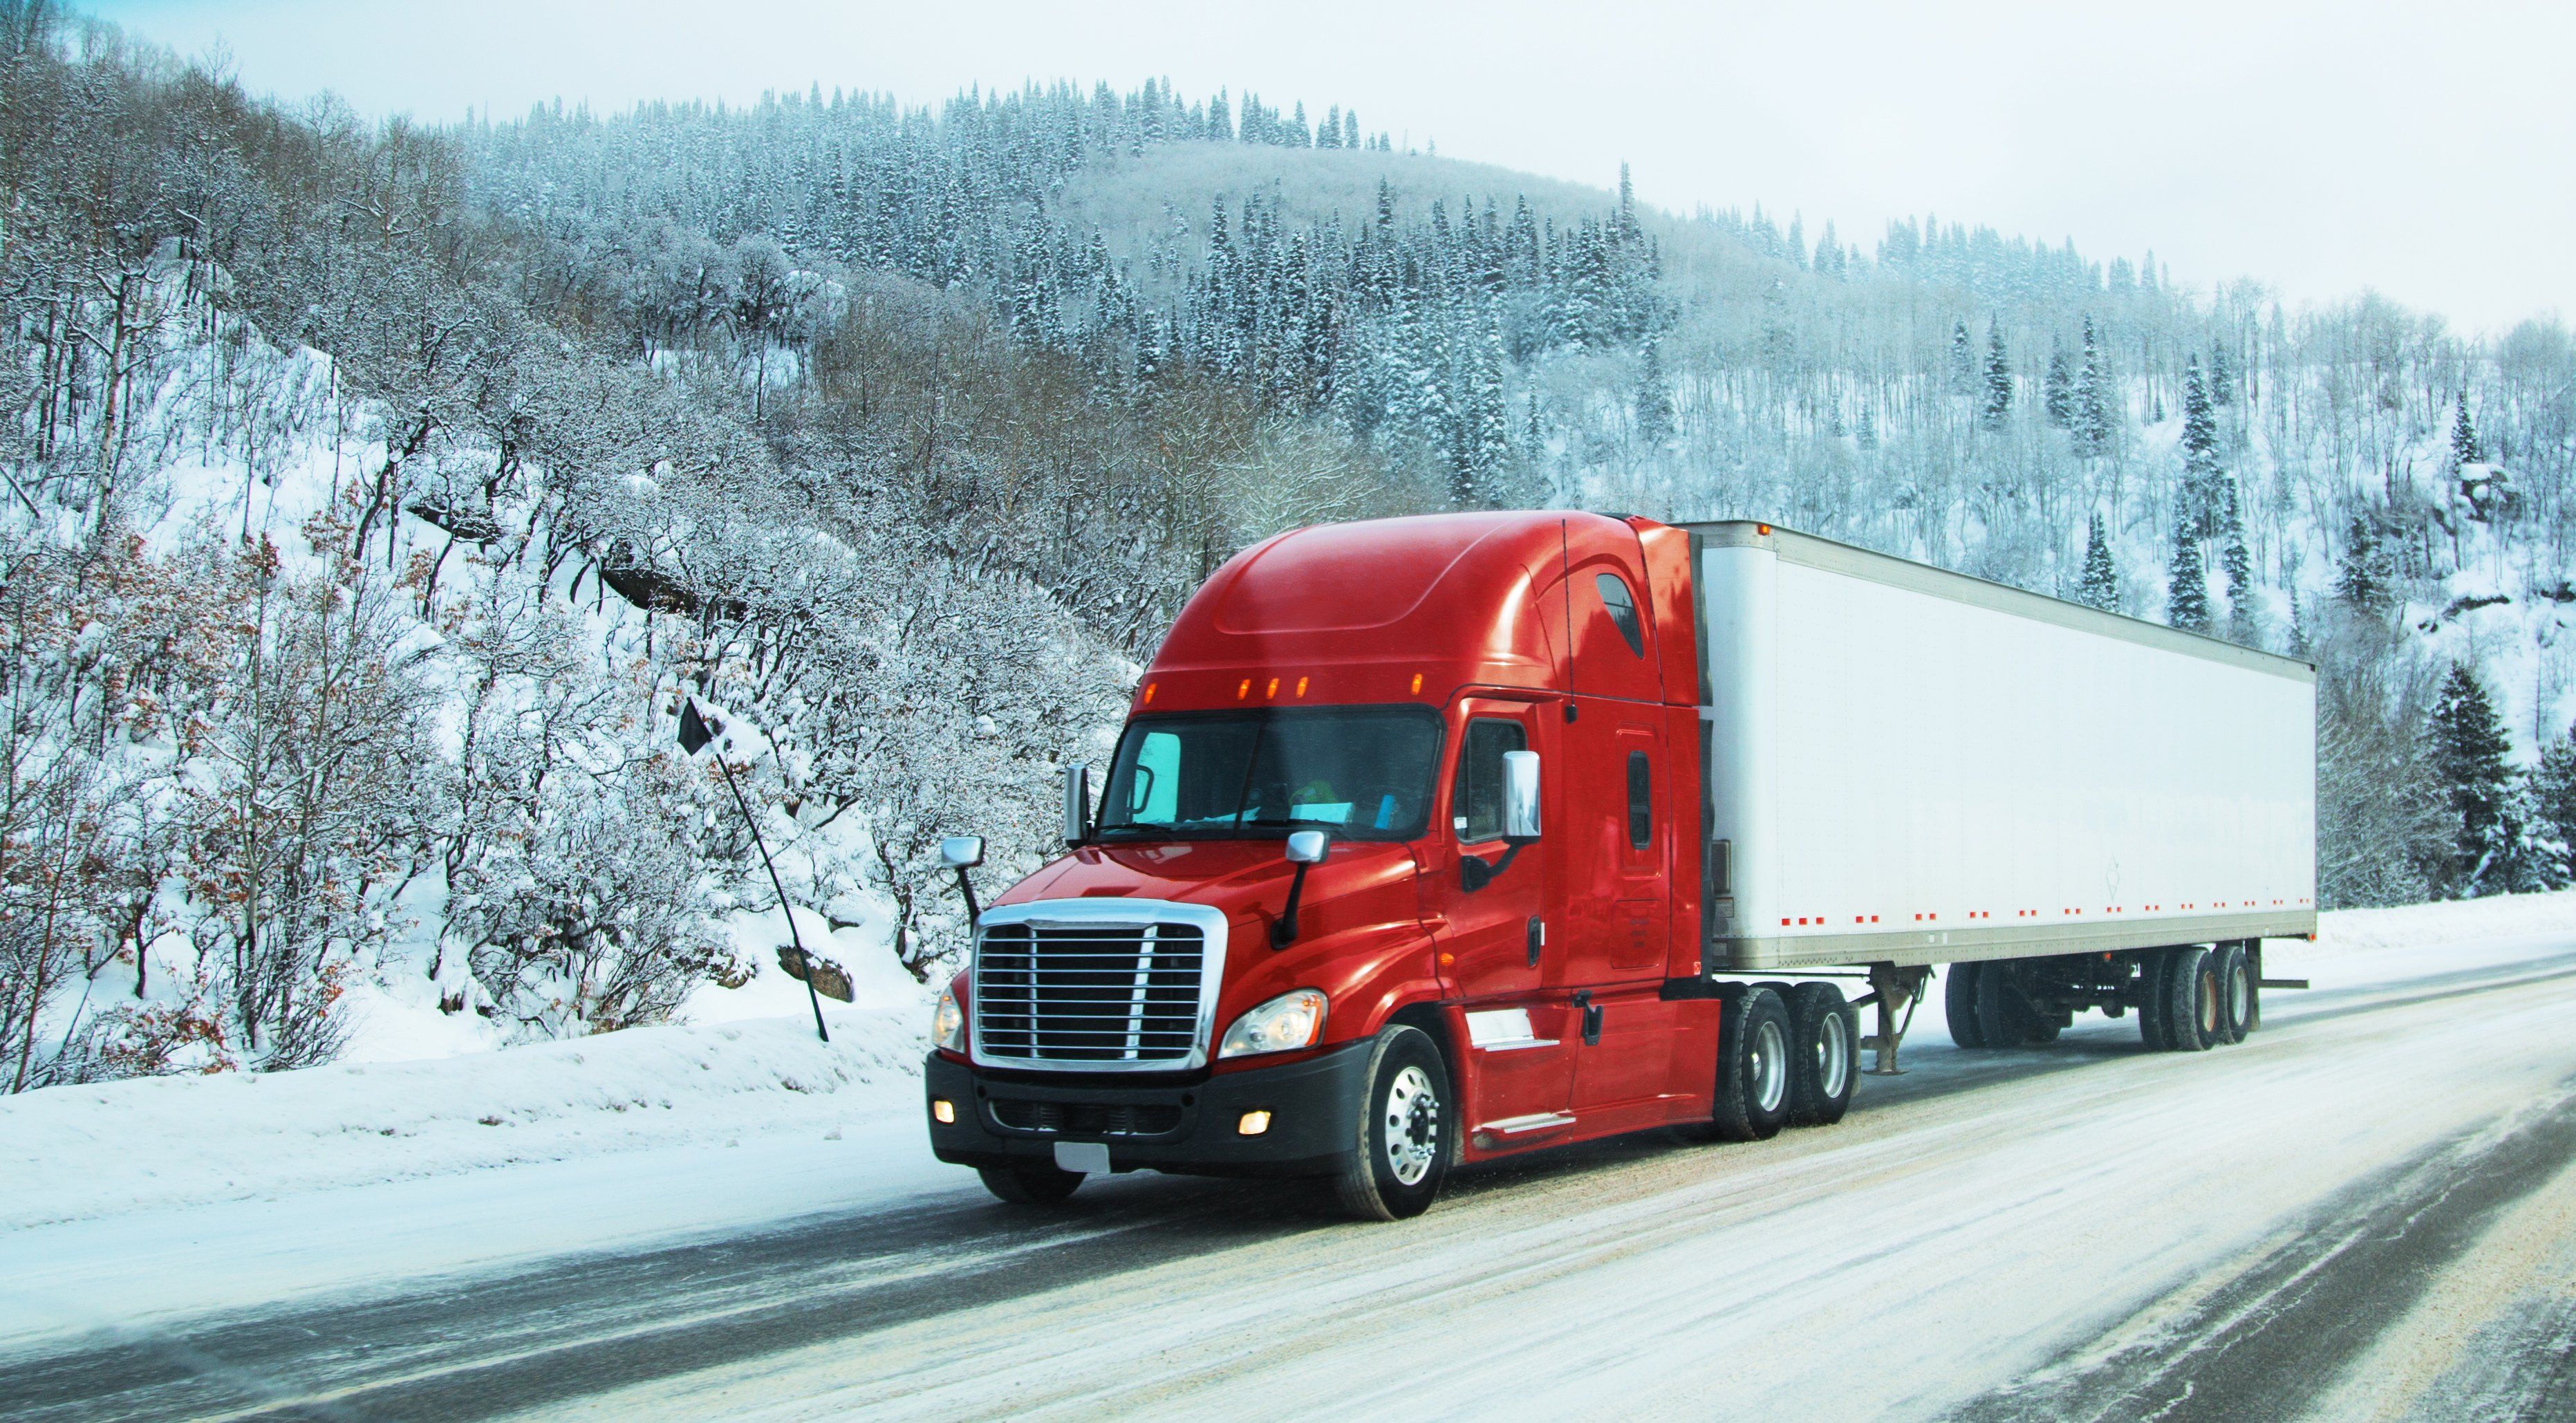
1062, 763, 1091, 845
1272, 831, 1330, 947
940, 835, 986, 929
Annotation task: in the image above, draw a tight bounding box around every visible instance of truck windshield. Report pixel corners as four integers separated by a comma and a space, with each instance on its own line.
1097, 707, 1442, 841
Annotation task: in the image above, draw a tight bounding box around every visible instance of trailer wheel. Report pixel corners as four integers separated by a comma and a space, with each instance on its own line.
1975, 962, 2043, 1046
1332, 1025, 1449, 1221
2165, 945, 2216, 1052
2243, 942, 2264, 1036
978, 1162, 1084, 1205
1786, 983, 1858, 1126
2137, 949, 2173, 1050
1945, 964, 1988, 1049
2212, 942, 2252, 1045
1709, 986, 1793, 1142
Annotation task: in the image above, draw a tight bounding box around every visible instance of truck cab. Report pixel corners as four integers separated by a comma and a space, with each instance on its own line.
924, 512, 1762, 1218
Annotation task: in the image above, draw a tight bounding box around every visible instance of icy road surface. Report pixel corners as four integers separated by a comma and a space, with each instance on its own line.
8, 926, 2576, 1420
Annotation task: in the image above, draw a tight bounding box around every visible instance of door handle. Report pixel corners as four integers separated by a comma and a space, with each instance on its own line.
1526, 916, 1544, 968
1572, 989, 1603, 1045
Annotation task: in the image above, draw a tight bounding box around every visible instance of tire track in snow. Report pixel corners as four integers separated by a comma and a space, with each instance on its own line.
1948, 1081, 2576, 1423
10, 945, 2576, 1421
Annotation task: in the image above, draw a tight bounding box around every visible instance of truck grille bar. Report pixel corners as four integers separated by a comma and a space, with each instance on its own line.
970, 900, 1229, 1072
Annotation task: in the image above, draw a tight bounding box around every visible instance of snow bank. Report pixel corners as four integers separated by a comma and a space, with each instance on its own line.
2314, 889, 2576, 952
0, 1001, 927, 1231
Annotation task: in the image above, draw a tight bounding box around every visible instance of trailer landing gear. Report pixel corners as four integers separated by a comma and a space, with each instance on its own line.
1858, 963, 1932, 1076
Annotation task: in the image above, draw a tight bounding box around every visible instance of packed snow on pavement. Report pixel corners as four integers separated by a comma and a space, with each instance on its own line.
5, 891, 2576, 1350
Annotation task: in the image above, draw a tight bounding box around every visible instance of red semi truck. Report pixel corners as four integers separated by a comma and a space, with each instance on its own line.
924, 512, 2317, 1218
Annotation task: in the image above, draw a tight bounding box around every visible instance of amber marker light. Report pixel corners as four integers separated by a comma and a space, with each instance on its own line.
1266, 677, 1278, 698
1410, 673, 1424, 694
1296, 676, 1309, 697
931, 1099, 956, 1124
1757, 523, 1773, 535
1142, 682, 1157, 705
1238, 1110, 1273, 1136
1237, 678, 1251, 700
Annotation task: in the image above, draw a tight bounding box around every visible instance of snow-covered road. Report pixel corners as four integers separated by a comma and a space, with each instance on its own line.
8, 921, 2576, 1421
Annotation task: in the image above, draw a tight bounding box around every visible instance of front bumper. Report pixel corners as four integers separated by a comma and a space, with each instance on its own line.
924, 1041, 1372, 1178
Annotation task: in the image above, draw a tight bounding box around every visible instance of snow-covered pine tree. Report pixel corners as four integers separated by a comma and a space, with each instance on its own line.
2077, 513, 2119, 611
2165, 512, 2213, 633
2528, 727, 2576, 886
2209, 343, 2237, 406
1635, 334, 1675, 446
1981, 320, 2013, 429
2429, 662, 2517, 897
2335, 514, 2391, 616
1949, 320, 1975, 395
2181, 353, 2221, 536
2043, 342, 2073, 427
2075, 315, 2114, 455
2220, 478, 2255, 644
2449, 400, 2482, 469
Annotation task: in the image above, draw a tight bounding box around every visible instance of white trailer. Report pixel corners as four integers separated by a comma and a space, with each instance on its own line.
1681, 522, 2317, 1060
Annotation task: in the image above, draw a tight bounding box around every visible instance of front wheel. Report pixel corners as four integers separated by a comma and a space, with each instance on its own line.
1332, 1025, 1450, 1221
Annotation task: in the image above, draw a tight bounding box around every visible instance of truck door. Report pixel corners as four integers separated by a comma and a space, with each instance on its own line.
1430, 697, 1574, 1128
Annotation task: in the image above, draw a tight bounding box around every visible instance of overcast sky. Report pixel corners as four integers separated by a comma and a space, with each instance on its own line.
90, 0, 2573, 335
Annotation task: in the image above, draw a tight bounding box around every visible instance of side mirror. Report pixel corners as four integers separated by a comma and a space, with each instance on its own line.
1062, 763, 1090, 846
1502, 750, 1542, 842
1285, 829, 1329, 865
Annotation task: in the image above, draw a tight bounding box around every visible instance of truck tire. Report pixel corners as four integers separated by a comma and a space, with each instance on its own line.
978, 1162, 1084, 1205
1332, 1025, 1450, 1221
2137, 949, 2174, 1050
2165, 945, 2216, 1052
2243, 942, 2264, 1036
1786, 983, 1858, 1126
1710, 986, 1793, 1142
1945, 964, 1988, 1049
1975, 962, 2042, 1046
2212, 942, 2252, 1045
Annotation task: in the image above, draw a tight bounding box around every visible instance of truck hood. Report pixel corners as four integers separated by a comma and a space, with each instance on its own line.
996, 839, 1422, 944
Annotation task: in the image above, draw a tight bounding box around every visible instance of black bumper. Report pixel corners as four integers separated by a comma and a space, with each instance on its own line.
924, 1041, 1372, 1179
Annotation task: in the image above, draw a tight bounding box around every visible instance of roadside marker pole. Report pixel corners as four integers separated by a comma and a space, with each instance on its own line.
681, 700, 830, 1044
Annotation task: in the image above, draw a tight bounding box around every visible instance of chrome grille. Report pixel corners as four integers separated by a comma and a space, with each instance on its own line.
970, 901, 1228, 1071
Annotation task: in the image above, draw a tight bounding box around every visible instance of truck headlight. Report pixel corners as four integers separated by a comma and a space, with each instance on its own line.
1218, 988, 1328, 1059
931, 983, 966, 1052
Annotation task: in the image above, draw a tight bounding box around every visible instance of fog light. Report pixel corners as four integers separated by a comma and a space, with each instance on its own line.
1238, 1110, 1271, 1136
932, 1098, 956, 1124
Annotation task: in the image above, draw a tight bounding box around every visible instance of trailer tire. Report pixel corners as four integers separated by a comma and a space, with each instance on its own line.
978, 1162, 1085, 1205
2212, 942, 2252, 1045
2138, 949, 2174, 1050
1786, 983, 1858, 1126
2165, 945, 2216, 1052
1945, 964, 1988, 1049
1975, 962, 2042, 1046
1332, 1025, 1450, 1221
1709, 986, 1793, 1142
2243, 942, 2264, 1036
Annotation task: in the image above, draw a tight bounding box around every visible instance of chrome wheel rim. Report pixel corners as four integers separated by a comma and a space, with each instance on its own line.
1751, 1019, 1789, 1115
2226, 962, 2250, 1029
1383, 1064, 1440, 1187
1815, 1010, 1850, 1100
